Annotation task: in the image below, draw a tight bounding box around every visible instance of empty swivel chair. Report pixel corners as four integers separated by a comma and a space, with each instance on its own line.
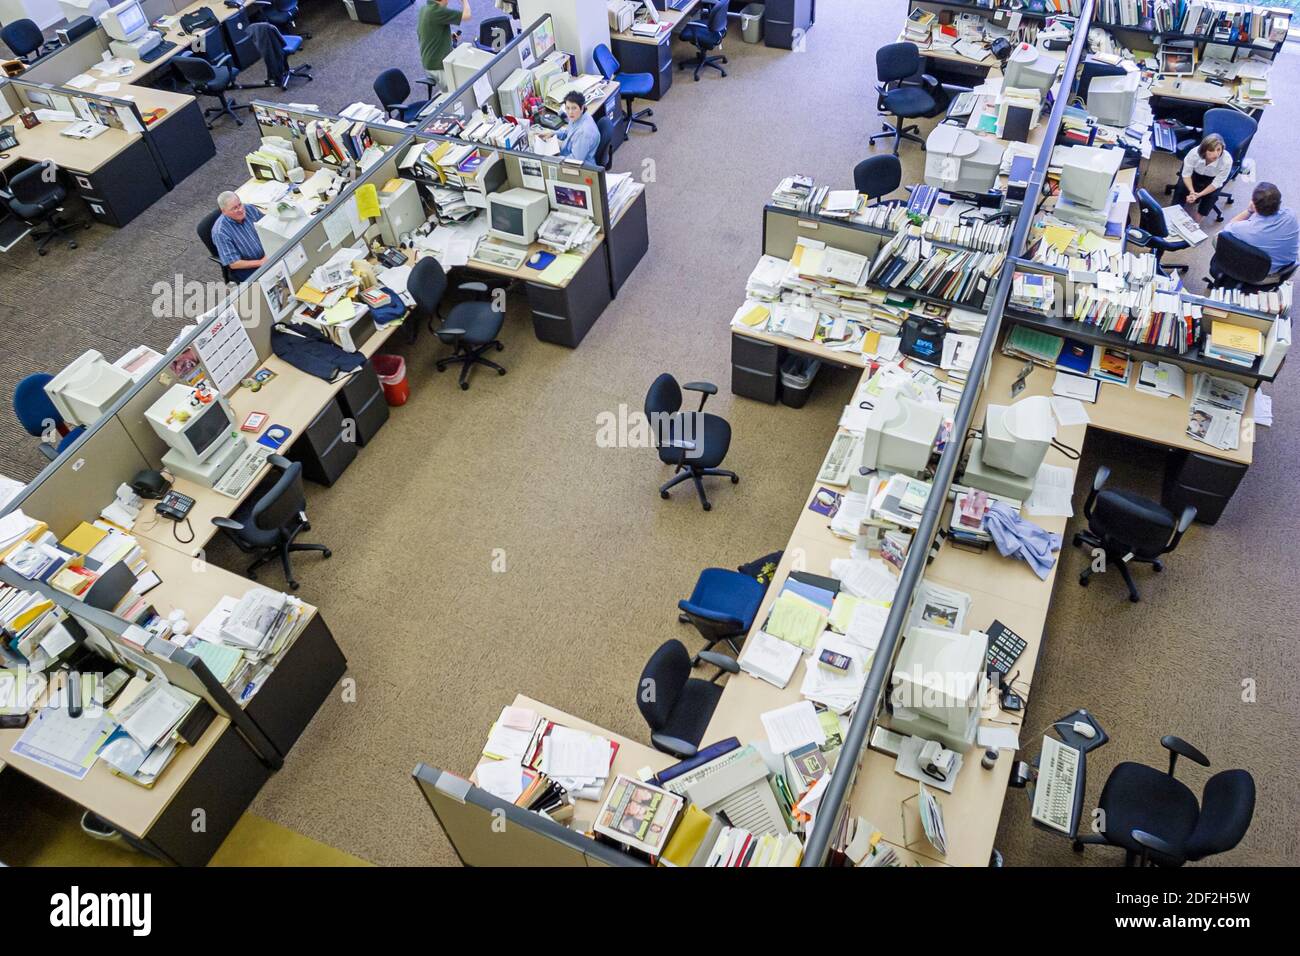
645, 372, 738, 512
1072, 465, 1195, 602
197, 208, 232, 282
409, 258, 507, 390
2, 18, 57, 63
1206, 230, 1298, 292
173, 53, 252, 128
374, 68, 432, 122
252, 0, 310, 39
246, 21, 311, 89
475, 14, 515, 52
1, 161, 89, 256
852, 154, 903, 204
636, 639, 737, 759
594, 43, 656, 140
212, 455, 332, 590
869, 42, 949, 154
677, 567, 766, 662
1126, 188, 1190, 274
1075, 735, 1255, 866
678, 0, 729, 81
13, 374, 84, 461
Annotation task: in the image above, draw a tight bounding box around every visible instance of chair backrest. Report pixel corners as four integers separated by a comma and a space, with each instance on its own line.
478, 14, 515, 51
1093, 489, 1176, 559
636, 640, 691, 734
197, 208, 223, 258
248, 458, 307, 541
2, 18, 43, 57
373, 68, 410, 109
644, 372, 683, 420
269, 0, 298, 17
1213, 230, 1274, 284
1184, 769, 1255, 861
595, 116, 615, 170
173, 53, 219, 88
191, 23, 228, 63
1202, 108, 1257, 165
10, 161, 58, 205
1136, 187, 1170, 239
13, 373, 60, 438
409, 256, 448, 316
853, 155, 902, 200
876, 42, 921, 85
707, 0, 728, 36
592, 42, 619, 82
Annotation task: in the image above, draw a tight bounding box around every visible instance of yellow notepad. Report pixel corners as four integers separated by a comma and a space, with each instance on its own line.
660, 805, 713, 867
61, 521, 108, 556
538, 253, 583, 285
1042, 224, 1077, 253
738, 304, 769, 327
765, 592, 827, 649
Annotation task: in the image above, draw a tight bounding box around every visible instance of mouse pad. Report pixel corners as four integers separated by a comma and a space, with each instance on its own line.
525, 252, 556, 270
258, 425, 292, 450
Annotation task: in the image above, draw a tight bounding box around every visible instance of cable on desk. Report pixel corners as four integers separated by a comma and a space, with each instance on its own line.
171, 517, 195, 545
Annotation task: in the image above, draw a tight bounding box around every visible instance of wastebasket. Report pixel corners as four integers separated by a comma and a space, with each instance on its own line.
779, 355, 820, 408
740, 4, 764, 44
373, 354, 409, 406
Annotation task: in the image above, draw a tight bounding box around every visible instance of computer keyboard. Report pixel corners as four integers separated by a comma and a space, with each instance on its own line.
213, 444, 273, 498
140, 39, 177, 64
1032, 736, 1081, 834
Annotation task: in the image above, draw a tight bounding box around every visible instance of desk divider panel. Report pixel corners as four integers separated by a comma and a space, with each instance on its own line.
763, 207, 888, 262
20, 31, 110, 86
428, 14, 559, 123
251, 102, 412, 174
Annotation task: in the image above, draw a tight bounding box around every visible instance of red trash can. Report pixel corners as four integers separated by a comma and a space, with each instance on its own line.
373, 354, 409, 406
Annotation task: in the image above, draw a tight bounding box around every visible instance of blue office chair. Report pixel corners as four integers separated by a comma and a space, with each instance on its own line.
595, 115, 615, 171
853, 155, 903, 204
475, 14, 516, 52
212, 455, 331, 589
13, 374, 84, 461
1165, 109, 1257, 223
869, 42, 949, 154
246, 21, 311, 89
593, 43, 656, 140
197, 208, 233, 283
173, 53, 252, 128
646, 372, 737, 511
636, 639, 738, 759
374, 69, 432, 123
1, 18, 58, 63
252, 0, 310, 40
678, 0, 729, 81
1074, 736, 1255, 866
1126, 188, 1191, 275
678, 568, 766, 662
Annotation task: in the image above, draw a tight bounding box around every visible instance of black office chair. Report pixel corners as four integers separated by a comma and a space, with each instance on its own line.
3, 18, 58, 63
252, 0, 310, 40
246, 21, 311, 89
1072, 465, 1195, 603
678, 0, 729, 81
1206, 230, 1299, 292
594, 43, 656, 140
212, 455, 331, 590
853, 154, 903, 204
646, 372, 738, 512
173, 53, 252, 128
594, 115, 615, 171
869, 42, 949, 155
0, 161, 89, 256
409, 258, 507, 390
636, 639, 737, 759
374, 68, 433, 123
1164, 108, 1257, 223
1126, 188, 1190, 274
197, 208, 232, 283
475, 14, 516, 52
1074, 736, 1255, 866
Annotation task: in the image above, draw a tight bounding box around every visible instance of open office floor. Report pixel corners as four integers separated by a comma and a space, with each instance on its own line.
1, 2, 1298, 867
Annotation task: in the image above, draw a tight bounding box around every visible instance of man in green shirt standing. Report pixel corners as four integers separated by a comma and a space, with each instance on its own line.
419, 0, 471, 92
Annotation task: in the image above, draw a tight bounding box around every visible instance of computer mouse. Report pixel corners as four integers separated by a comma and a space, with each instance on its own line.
528, 253, 542, 266
266, 427, 287, 443
1072, 721, 1096, 739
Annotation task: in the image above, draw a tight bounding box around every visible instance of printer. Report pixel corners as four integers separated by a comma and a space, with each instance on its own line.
925, 125, 1003, 195
607, 0, 638, 32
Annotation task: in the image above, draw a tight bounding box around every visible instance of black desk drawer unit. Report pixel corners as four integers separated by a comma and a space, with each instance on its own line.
731, 333, 781, 404
353, 0, 413, 23
764, 0, 814, 49
611, 34, 674, 101
68, 139, 166, 227
337, 360, 390, 447
527, 245, 613, 348
291, 396, 358, 486
1162, 449, 1248, 525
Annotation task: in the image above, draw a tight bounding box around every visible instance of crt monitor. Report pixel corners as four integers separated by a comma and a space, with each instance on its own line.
1059, 144, 1122, 210
1004, 42, 1058, 93
101, 0, 148, 42
144, 384, 237, 465
44, 350, 134, 427
547, 179, 594, 218
861, 392, 943, 477
924, 125, 1003, 195
1087, 70, 1139, 127
983, 395, 1056, 478
888, 626, 986, 752
486, 187, 549, 245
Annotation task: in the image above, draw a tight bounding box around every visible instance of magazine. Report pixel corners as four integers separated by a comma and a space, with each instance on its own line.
593, 775, 683, 857
1186, 373, 1248, 451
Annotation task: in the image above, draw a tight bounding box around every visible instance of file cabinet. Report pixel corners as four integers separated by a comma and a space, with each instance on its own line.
337, 360, 390, 448
290, 397, 358, 487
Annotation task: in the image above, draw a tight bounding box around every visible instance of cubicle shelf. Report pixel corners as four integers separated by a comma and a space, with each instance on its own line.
1096, 21, 1286, 51
1003, 307, 1275, 383
909, 0, 1051, 19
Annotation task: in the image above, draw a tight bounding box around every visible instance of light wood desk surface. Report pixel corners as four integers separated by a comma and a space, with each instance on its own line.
105, 0, 241, 88
423, 234, 605, 289
134, 321, 401, 556
612, 2, 703, 46
0, 115, 139, 175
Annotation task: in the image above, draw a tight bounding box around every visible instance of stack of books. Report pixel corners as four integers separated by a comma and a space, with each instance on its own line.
867, 227, 1006, 308
770, 174, 817, 212
1203, 317, 1264, 367
1205, 281, 1292, 317
903, 7, 935, 43
1010, 270, 1055, 314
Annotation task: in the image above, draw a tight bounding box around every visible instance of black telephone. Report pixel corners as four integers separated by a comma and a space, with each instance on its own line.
156, 491, 195, 522
0, 125, 18, 152
375, 247, 407, 268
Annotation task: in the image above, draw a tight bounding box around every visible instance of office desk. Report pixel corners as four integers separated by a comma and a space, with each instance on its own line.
610, 2, 703, 101
108, 1, 243, 88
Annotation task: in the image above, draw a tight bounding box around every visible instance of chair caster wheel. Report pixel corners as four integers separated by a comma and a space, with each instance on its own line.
460, 382, 470, 390
730, 475, 739, 484
323, 549, 332, 558
497, 368, 506, 375
1073, 841, 1085, 853
1152, 561, 1163, 572
1129, 595, 1140, 603
1072, 533, 1082, 547
69, 242, 77, 249
691, 655, 701, 667
38, 249, 47, 256
678, 613, 691, 624
1079, 574, 1089, 587
288, 580, 299, 590
660, 490, 670, 499
495, 341, 504, 351
702, 501, 712, 512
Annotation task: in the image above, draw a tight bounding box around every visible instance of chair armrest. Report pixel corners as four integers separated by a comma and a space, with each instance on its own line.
384, 106, 404, 119
696, 650, 740, 678
919, 73, 943, 95
456, 281, 489, 294
416, 79, 439, 99
684, 380, 716, 411
1175, 505, 1197, 535
38, 442, 59, 462
211, 516, 244, 533
1161, 734, 1210, 777
436, 327, 467, 338
1131, 829, 1183, 866
650, 733, 698, 759
266, 453, 291, 470
1092, 465, 1111, 491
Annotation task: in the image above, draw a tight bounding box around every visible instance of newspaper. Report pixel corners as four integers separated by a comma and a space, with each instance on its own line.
1186, 373, 1249, 451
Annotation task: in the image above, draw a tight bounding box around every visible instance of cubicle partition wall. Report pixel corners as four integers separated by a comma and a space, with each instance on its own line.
251, 102, 412, 175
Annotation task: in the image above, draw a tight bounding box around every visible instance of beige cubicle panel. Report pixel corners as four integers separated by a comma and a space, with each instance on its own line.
763, 208, 889, 261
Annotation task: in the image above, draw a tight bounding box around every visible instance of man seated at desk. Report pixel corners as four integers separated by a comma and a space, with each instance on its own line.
419, 0, 472, 92
212, 191, 267, 283
1221, 181, 1300, 277
538, 92, 600, 165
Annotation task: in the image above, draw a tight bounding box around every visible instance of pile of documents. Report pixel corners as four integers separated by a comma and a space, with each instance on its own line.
770, 174, 816, 212
605, 172, 638, 222
459, 114, 528, 151
1202, 318, 1264, 368
1186, 372, 1249, 451
190, 587, 309, 700
536, 210, 599, 253
414, 217, 489, 268
800, 630, 869, 713
474, 706, 617, 809
97, 678, 206, 787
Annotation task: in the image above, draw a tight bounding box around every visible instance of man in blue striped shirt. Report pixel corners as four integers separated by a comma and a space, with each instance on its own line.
212, 191, 267, 283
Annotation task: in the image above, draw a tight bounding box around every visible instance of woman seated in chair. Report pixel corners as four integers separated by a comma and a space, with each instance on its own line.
1172, 133, 1232, 223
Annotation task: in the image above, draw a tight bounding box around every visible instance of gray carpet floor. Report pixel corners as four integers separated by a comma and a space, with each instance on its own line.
2, 2, 1296, 867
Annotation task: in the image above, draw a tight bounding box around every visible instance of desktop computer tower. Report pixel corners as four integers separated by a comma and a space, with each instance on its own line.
378, 179, 424, 247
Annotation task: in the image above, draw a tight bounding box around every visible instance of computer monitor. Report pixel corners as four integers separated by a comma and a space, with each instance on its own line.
1004, 42, 1058, 93
861, 392, 943, 478
486, 187, 549, 245
100, 0, 147, 42
547, 179, 594, 218
983, 395, 1055, 478
888, 626, 987, 752
44, 350, 133, 427
924, 125, 1003, 195
144, 384, 246, 486
1059, 144, 1122, 211
1087, 70, 1139, 127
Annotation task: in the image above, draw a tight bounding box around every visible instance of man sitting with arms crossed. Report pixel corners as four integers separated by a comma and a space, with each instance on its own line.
419, 0, 472, 93
1221, 181, 1299, 279
212, 192, 266, 283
